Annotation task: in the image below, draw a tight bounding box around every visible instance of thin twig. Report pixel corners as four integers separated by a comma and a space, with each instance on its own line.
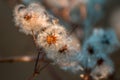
31, 30, 39, 49
34, 49, 45, 74
28, 62, 50, 80
27, 57, 51, 80
31, 30, 47, 80
39, 62, 50, 72
31, 31, 43, 72
0, 55, 51, 63
0, 55, 36, 63
34, 51, 41, 73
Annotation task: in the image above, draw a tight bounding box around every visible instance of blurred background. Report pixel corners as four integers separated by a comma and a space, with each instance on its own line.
0, 0, 120, 80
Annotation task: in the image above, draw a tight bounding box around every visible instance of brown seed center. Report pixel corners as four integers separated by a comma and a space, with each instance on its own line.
24, 14, 32, 21
46, 35, 57, 45
59, 45, 68, 53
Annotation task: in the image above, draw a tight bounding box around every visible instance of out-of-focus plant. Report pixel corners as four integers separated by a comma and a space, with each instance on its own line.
6, 0, 120, 80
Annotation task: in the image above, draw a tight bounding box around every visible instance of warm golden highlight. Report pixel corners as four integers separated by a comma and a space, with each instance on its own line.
46, 34, 57, 45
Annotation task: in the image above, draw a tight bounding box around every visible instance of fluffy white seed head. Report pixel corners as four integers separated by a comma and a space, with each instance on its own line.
79, 28, 119, 68
83, 28, 120, 54
37, 24, 81, 59
55, 35, 81, 72
37, 24, 81, 72
53, 36, 80, 63
91, 57, 114, 80
79, 47, 108, 69
13, 3, 52, 35
13, 2, 116, 76
94, 28, 120, 53
37, 24, 67, 54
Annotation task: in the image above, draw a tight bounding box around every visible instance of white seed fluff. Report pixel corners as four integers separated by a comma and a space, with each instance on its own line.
37, 24, 67, 53
91, 57, 114, 80
14, 3, 52, 35
37, 24, 81, 72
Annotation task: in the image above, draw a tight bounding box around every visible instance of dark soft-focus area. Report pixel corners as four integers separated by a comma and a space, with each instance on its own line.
0, 0, 120, 80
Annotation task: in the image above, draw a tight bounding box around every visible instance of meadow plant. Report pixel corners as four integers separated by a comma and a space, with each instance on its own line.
13, 1, 120, 80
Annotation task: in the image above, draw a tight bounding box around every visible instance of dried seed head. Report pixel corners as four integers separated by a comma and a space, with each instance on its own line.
37, 24, 67, 52
91, 57, 114, 80
13, 3, 52, 35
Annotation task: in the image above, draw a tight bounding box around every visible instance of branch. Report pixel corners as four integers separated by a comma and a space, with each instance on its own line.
0, 55, 51, 63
